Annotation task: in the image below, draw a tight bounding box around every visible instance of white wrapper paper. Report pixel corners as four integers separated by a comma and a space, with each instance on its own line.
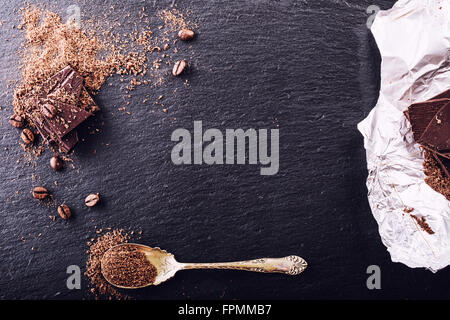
358, 0, 450, 272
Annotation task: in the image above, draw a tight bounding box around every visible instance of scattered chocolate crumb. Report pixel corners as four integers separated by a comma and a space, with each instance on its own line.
85, 229, 132, 300
410, 214, 435, 235
423, 150, 450, 201
403, 207, 415, 214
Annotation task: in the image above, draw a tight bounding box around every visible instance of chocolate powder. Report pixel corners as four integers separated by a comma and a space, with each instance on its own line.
410, 214, 435, 235
85, 229, 131, 300
423, 150, 450, 201
101, 245, 157, 288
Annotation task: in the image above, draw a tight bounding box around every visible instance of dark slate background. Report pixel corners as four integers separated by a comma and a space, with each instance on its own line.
0, 0, 448, 300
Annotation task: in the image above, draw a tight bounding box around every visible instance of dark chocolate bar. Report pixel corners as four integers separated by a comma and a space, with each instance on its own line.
44, 101, 92, 140
418, 103, 450, 152
406, 99, 450, 141
26, 66, 95, 153
59, 131, 79, 153
432, 152, 450, 179
422, 145, 450, 160
47, 68, 83, 105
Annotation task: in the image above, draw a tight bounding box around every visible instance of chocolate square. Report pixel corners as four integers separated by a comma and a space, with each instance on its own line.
418, 103, 450, 152
406, 98, 450, 141
44, 101, 92, 140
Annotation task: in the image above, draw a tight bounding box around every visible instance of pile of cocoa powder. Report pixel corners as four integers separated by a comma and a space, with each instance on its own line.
101, 244, 157, 288
423, 150, 450, 201
85, 229, 131, 300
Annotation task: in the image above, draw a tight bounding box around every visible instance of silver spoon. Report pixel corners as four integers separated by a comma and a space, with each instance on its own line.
101, 243, 307, 289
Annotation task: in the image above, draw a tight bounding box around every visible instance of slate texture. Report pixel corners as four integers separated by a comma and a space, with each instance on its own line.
1, 0, 449, 300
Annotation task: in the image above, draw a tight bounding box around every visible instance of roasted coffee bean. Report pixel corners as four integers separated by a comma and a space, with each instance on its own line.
57, 204, 71, 220
41, 103, 57, 118
9, 114, 24, 128
21, 129, 34, 145
85, 193, 100, 207
178, 29, 195, 41
33, 186, 49, 200
172, 60, 187, 76
50, 155, 64, 171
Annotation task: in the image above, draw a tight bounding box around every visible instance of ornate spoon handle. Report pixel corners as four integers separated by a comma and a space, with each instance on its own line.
181, 255, 307, 275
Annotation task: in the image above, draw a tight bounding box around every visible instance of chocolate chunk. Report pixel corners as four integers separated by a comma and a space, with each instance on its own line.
44, 101, 92, 140
439, 152, 450, 160
47, 68, 83, 105
418, 103, 450, 152
59, 131, 79, 153
422, 145, 450, 160
24, 66, 95, 153
430, 88, 450, 100
406, 99, 450, 141
35, 66, 75, 98
32, 113, 53, 142
432, 152, 450, 179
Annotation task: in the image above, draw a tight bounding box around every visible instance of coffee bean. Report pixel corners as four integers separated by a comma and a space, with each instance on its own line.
50, 155, 64, 171
41, 103, 57, 119
178, 29, 195, 41
172, 60, 187, 76
9, 114, 24, 128
33, 186, 49, 200
85, 193, 100, 207
21, 128, 34, 145
57, 204, 71, 220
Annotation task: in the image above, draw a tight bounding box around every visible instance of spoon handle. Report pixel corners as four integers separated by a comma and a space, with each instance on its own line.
181, 255, 307, 275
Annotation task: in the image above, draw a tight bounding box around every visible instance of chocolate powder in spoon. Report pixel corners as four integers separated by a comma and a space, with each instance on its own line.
102, 245, 157, 288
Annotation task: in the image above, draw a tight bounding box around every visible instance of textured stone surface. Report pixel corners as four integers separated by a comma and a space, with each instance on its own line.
0, 0, 449, 300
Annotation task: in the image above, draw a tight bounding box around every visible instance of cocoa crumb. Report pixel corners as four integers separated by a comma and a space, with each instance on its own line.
423, 150, 450, 201
101, 245, 157, 288
403, 207, 414, 214
410, 214, 435, 235
85, 229, 131, 300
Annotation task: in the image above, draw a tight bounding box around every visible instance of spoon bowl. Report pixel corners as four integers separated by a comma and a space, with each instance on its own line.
101, 243, 307, 289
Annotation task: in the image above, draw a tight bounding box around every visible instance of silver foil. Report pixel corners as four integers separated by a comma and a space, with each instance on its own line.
358, 0, 450, 272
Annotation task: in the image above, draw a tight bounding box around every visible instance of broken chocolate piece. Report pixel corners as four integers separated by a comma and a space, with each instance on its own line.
47, 68, 83, 105
430, 88, 450, 100
23, 66, 95, 153
407, 91, 450, 200
59, 131, 79, 153
32, 111, 80, 153
34, 66, 77, 98
406, 99, 450, 141
432, 152, 450, 179
418, 103, 450, 151
44, 101, 92, 140
421, 145, 450, 160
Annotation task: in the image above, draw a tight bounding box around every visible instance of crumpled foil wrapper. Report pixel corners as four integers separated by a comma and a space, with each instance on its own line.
358, 0, 450, 272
